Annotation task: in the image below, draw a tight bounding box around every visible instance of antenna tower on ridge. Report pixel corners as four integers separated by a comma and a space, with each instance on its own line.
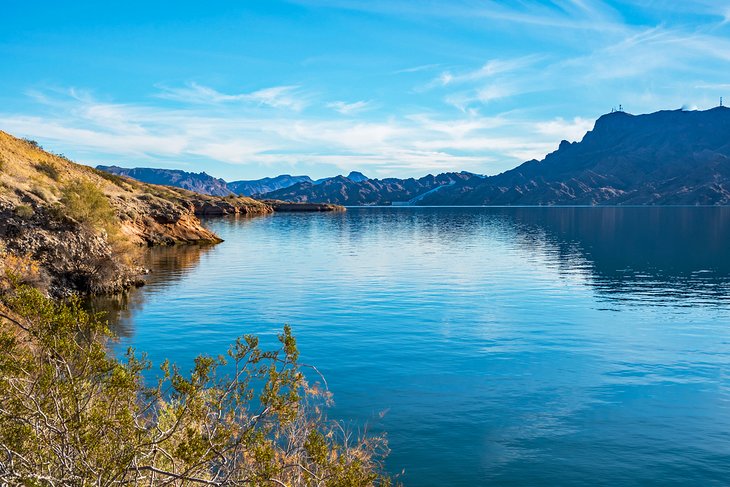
721, 97, 724, 107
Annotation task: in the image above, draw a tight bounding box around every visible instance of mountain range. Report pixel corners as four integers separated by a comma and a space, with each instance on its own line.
97, 166, 370, 197
99, 107, 730, 206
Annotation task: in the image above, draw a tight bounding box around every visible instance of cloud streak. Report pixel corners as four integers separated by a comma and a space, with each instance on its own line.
327, 100, 373, 115
157, 83, 310, 111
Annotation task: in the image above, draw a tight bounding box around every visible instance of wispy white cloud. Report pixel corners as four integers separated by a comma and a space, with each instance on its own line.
289, 0, 625, 32
326, 100, 373, 115
157, 83, 310, 111
434, 56, 541, 87
393, 63, 441, 74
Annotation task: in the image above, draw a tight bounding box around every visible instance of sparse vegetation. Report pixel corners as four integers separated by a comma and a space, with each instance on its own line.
13, 204, 34, 219
0, 271, 394, 486
29, 185, 52, 202
21, 138, 42, 150
93, 167, 131, 190
53, 152, 72, 162
34, 160, 61, 181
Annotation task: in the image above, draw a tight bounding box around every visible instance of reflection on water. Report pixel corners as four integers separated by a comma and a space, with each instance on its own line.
503, 206, 730, 304
91, 207, 730, 486
89, 243, 214, 337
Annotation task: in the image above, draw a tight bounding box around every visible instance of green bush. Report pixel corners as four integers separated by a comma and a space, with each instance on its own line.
61, 180, 117, 230
0, 280, 394, 486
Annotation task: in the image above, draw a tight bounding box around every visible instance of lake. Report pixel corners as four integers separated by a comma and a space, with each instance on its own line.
92, 207, 730, 486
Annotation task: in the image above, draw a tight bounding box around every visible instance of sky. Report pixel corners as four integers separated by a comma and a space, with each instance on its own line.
1, 1, 729, 180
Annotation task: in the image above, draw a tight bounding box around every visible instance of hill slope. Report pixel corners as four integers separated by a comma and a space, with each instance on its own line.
0, 131, 271, 296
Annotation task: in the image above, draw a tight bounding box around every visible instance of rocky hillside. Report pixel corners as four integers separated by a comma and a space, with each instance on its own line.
261, 172, 480, 205
97, 165, 233, 196
422, 107, 730, 205
0, 131, 271, 296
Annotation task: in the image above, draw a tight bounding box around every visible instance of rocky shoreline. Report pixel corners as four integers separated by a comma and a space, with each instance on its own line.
262, 200, 347, 212
0, 130, 344, 297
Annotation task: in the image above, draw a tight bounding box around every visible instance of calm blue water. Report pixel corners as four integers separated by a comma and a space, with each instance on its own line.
95, 207, 730, 486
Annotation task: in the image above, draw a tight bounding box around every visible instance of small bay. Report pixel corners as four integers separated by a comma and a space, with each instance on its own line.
91, 207, 730, 486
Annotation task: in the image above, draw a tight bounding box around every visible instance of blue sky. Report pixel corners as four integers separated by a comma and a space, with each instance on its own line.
1, 1, 729, 180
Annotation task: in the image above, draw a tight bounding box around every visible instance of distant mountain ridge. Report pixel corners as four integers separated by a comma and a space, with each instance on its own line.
227, 175, 313, 196
96, 167, 370, 196
263, 107, 730, 206
262, 172, 482, 205
100, 107, 730, 206
97, 166, 233, 196
313, 171, 368, 184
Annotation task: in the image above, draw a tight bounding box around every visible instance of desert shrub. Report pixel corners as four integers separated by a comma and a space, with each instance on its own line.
0, 279, 394, 486
0, 155, 5, 172
61, 179, 117, 230
34, 160, 60, 181
21, 138, 42, 150
0, 246, 48, 293
13, 204, 33, 219
29, 185, 52, 202
60, 180, 138, 271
